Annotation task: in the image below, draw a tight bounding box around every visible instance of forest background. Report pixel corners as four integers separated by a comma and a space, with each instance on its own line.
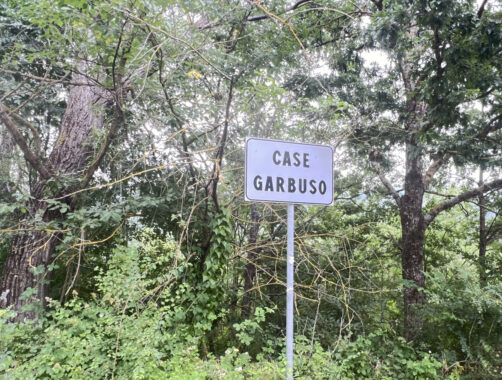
0, 0, 501, 378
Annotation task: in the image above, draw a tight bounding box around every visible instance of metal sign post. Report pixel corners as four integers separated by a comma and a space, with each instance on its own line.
244, 137, 334, 379
286, 203, 294, 380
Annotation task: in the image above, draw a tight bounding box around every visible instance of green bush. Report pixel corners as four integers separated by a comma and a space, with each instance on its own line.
293, 329, 443, 380
423, 261, 502, 378
2, 231, 497, 379
0, 237, 283, 379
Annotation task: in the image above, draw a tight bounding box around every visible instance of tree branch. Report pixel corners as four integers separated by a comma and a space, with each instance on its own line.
424, 178, 502, 226
387, 231, 402, 251
372, 161, 401, 206
207, 76, 236, 210
79, 101, 123, 192
0, 68, 78, 85
397, 59, 413, 93
185, 122, 222, 147
198, 0, 313, 27
78, 27, 132, 195
422, 116, 500, 186
474, 114, 502, 140
423, 154, 449, 189
9, 111, 42, 157
477, 0, 488, 18
145, 27, 199, 184
0, 103, 51, 180
79, 50, 129, 193
432, 26, 444, 79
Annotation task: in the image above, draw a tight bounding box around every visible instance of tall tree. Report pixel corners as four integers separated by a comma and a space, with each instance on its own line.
289, 0, 502, 340
0, 0, 302, 320
0, 69, 113, 318
0, 0, 134, 319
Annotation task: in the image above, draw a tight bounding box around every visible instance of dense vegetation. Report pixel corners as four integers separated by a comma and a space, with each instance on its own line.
0, 0, 501, 378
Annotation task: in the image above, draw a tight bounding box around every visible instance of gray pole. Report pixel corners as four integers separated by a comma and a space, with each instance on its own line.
286, 203, 294, 379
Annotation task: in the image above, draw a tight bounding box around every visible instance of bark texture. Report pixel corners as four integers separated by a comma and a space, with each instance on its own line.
0, 126, 15, 194
0, 69, 109, 320
400, 142, 426, 341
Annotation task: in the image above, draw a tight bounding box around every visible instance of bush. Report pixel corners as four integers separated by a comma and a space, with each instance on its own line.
293, 329, 443, 380
0, 238, 283, 379
2, 232, 496, 379
423, 261, 502, 378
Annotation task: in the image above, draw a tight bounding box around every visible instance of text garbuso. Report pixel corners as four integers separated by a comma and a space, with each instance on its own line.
252, 150, 327, 195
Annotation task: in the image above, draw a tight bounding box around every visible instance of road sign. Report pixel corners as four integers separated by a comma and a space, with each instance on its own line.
244, 137, 334, 380
245, 137, 333, 205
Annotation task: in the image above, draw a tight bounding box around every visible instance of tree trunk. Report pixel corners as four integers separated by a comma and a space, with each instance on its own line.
400, 143, 426, 342
0, 125, 14, 195
0, 69, 108, 320
478, 169, 487, 285
242, 203, 259, 317
0, 223, 58, 320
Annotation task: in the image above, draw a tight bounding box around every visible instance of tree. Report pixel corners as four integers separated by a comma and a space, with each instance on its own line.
386, 0, 500, 341
296, 0, 502, 340
0, 0, 136, 319
0, 68, 114, 318
0, 0, 308, 320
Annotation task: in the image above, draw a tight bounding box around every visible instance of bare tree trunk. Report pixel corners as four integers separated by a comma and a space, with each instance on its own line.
0, 69, 108, 320
400, 210, 426, 341
400, 142, 427, 342
0, 225, 58, 320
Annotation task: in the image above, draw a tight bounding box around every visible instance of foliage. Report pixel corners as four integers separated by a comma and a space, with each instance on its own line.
423, 262, 502, 378
0, 226, 464, 380
192, 209, 234, 332
1, 0, 502, 378
0, 235, 273, 379
292, 330, 444, 380
1, 208, 502, 378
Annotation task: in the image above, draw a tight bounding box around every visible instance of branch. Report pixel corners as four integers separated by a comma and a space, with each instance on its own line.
0, 103, 51, 180
485, 209, 500, 241
185, 122, 222, 147
387, 232, 402, 251
0, 68, 78, 85
79, 50, 129, 193
372, 161, 401, 206
432, 26, 444, 79
477, 0, 488, 18
78, 28, 131, 195
422, 117, 500, 183
122, 10, 231, 80
252, 0, 311, 63
423, 154, 449, 189
474, 114, 502, 140
0, 77, 28, 103
199, 0, 313, 26
424, 178, 502, 226
475, 87, 495, 100
79, 101, 123, 192
145, 26, 198, 183
425, 190, 454, 198
397, 59, 413, 93
10, 111, 42, 157
207, 76, 235, 209
423, 116, 500, 177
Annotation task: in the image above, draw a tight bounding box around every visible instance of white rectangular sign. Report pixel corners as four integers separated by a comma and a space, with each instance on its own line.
245, 137, 333, 205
